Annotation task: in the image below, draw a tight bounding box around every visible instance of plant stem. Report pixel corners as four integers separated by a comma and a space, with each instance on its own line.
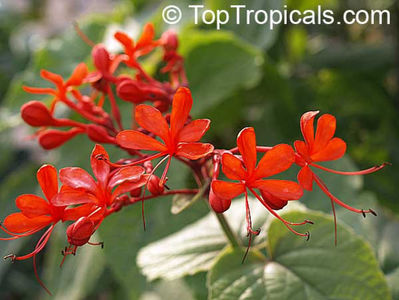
214, 212, 241, 249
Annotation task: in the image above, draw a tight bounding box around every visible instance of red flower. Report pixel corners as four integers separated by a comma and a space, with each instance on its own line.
114, 23, 158, 68
23, 63, 88, 113
211, 127, 307, 239
0, 164, 93, 294
116, 87, 214, 187
294, 111, 386, 242
53, 144, 146, 208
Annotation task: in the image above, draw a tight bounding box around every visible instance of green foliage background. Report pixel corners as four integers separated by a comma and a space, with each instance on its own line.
0, 0, 398, 299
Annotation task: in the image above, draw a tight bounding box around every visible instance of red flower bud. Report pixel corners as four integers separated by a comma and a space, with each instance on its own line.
86, 124, 116, 144
38, 128, 84, 150
209, 187, 231, 213
21, 101, 56, 127
146, 175, 164, 196
116, 79, 146, 103
92, 45, 111, 73
160, 30, 179, 51
66, 217, 95, 246
130, 187, 142, 198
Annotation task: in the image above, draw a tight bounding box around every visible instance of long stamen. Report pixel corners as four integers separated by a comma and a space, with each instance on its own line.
159, 155, 172, 187
311, 162, 389, 175
248, 188, 310, 239
73, 21, 95, 47
313, 173, 376, 216
96, 152, 165, 168
242, 190, 260, 264
140, 155, 170, 230
107, 85, 123, 131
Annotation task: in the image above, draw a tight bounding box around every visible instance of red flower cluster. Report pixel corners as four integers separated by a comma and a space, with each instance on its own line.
1, 23, 387, 293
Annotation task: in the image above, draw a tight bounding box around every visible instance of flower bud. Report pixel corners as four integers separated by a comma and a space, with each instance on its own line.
21, 101, 56, 127
66, 217, 95, 246
38, 128, 83, 150
116, 79, 145, 103
209, 188, 231, 213
86, 124, 116, 144
160, 30, 179, 51
130, 187, 142, 198
92, 44, 111, 73
146, 175, 164, 196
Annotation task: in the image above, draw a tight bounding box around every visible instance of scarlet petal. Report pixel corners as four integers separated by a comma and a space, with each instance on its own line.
135, 105, 169, 142
108, 166, 145, 188
92, 45, 111, 73
176, 142, 214, 160
136, 23, 155, 49
116, 130, 167, 152
112, 176, 148, 200
237, 127, 257, 174
311, 137, 346, 162
313, 114, 337, 153
255, 179, 303, 200
221, 153, 246, 180
60, 167, 97, 193
37, 164, 59, 202
211, 180, 245, 200
254, 144, 295, 179
297, 166, 314, 191
40, 69, 64, 86
52, 187, 97, 206
66, 63, 88, 86
177, 119, 211, 142
170, 87, 193, 138
90, 144, 110, 185
209, 188, 231, 213
22, 86, 56, 95
63, 204, 97, 221
3, 213, 52, 234
16, 195, 51, 218
300, 111, 318, 146
294, 140, 311, 162
114, 31, 134, 54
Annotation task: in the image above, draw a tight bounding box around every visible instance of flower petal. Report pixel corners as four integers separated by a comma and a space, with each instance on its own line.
66, 63, 88, 86
178, 119, 211, 142
108, 166, 145, 188
136, 23, 155, 49
117, 130, 167, 152
176, 142, 214, 160
297, 166, 314, 191
237, 127, 257, 174
300, 111, 318, 146
52, 186, 98, 206
255, 179, 303, 200
170, 87, 193, 138
135, 104, 169, 142
313, 114, 337, 153
221, 153, 246, 180
37, 164, 58, 202
90, 144, 110, 185
311, 137, 346, 162
254, 144, 295, 179
60, 167, 97, 193
209, 188, 231, 213
294, 140, 311, 162
40, 69, 64, 86
16, 195, 51, 218
112, 176, 148, 200
63, 204, 98, 221
3, 213, 52, 234
114, 31, 134, 55
211, 180, 245, 200
259, 190, 288, 210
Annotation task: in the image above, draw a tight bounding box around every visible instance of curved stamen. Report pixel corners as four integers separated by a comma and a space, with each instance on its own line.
310, 162, 389, 175
96, 152, 164, 168
248, 188, 310, 238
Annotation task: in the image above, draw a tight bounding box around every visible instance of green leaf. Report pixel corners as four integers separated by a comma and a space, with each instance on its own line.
387, 267, 399, 300
179, 30, 263, 115
208, 210, 391, 300
171, 181, 209, 215
137, 198, 305, 281
205, 0, 283, 49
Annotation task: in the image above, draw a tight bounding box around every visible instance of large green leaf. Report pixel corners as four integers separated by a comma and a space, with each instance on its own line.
137, 198, 305, 281
179, 30, 263, 116
208, 210, 390, 300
